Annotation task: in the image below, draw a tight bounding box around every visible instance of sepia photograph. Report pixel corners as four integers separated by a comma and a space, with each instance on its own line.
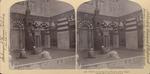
77, 0, 144, 69
1, 0, 150, 74
9, 0, 75, 69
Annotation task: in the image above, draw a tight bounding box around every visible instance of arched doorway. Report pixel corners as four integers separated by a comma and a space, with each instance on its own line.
78, 21, 93, 50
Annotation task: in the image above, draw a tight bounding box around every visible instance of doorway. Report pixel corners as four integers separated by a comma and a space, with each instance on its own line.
78, 21, 92, 50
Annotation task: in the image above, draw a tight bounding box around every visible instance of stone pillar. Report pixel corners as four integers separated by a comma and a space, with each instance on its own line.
24, 2, 34, 51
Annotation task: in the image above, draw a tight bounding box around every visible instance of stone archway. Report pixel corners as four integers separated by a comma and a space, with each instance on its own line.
78, 20, 93, 50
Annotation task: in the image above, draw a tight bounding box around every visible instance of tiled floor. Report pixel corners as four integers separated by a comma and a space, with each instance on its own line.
78, 48, 144, 65
11, 49, 75, 65
11, 48, 144, 69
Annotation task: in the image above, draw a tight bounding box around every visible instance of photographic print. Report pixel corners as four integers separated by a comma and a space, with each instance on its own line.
9, 0, 75, 69
77, 0, 144, 69
0, 0, 150, 74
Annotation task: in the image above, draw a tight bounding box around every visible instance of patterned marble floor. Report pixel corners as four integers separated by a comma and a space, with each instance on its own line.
78, 48, 144, 65
11, 48, 75, 65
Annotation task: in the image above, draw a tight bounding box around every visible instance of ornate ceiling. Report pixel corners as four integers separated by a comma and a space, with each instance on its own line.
78, 0, 142, 17
10, 0, 142, 17
10, 0, 73, 17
